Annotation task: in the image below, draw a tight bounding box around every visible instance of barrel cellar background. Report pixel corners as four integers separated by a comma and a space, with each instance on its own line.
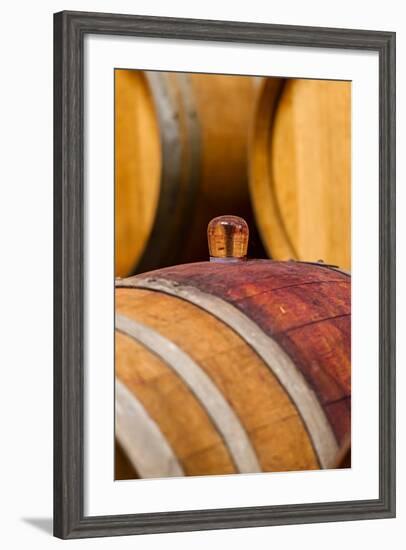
115, 70, 351, 277
115, 70, 266, 277
114, 69, 351, 480
249, 78, 351, 270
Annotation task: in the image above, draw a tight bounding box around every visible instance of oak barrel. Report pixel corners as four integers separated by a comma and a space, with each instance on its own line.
115, 70, 262, 277
115, 259, 351, 479
249, 78, 351, 269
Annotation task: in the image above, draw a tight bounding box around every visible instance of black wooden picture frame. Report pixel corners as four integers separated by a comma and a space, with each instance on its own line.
54, 10, 396, 539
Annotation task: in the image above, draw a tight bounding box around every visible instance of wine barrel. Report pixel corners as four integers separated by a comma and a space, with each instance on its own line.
115, 70, 262, 277
334, 435, 351, 469
249, 78, 351, 270
115, 259, 351, 479
115, 442, 139, 480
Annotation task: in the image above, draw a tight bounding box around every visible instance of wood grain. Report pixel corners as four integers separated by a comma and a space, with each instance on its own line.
116, 313, 260, 473
116, 378, 185, 478
115, 70, 263, 276
176, 73, 261, 265
116, 287, 320, 475
115, 70, 161, 277
122, 259, 351, 446
250, 78, 351, 269
116, 331, 236, 476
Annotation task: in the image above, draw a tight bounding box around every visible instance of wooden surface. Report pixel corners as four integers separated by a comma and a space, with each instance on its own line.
116, 259, 350, 479
250, 78, 351, 270
175, 73, 261, 266
115, 441, 139, 480
116, 325, 240, 476
115, 70, 161, 277
334, 435, 351, 469
115, 70, 263, 277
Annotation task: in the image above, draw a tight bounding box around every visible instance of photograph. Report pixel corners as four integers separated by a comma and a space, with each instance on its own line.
114, 69, 352, 480
52, 9, 395, 539
0, 0, 399, 545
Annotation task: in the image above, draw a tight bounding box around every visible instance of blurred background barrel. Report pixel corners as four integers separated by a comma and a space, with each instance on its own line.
115, 259, 351, 479
249, 78, 351, 270
115, 70, 264, 277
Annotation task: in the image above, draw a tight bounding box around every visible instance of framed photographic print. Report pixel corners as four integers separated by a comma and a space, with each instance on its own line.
54, 10, 396, 539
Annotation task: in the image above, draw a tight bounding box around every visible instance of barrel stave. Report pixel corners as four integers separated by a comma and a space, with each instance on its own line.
116, 287, 320, 473
249, 78, 351, 269
116, 330, 237, 476
116, 260, 351, 477
115, 70, 263, 277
